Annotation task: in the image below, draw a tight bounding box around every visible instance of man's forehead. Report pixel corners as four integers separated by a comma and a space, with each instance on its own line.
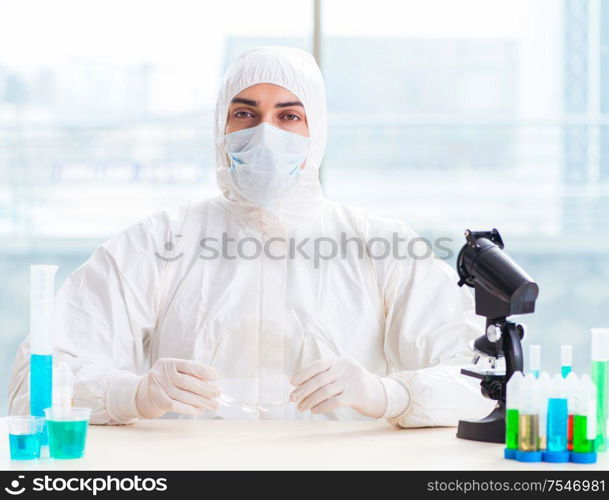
231, 83, 302, 104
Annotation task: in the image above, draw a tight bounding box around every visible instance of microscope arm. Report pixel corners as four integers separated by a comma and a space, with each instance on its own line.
502, 322, 524, 381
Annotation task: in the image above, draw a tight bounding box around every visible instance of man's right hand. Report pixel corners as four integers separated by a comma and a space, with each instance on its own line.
135, 358, 221, 419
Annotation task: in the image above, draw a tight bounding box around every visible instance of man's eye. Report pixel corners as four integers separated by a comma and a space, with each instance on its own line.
235, 111, 254, 118
283, 114, 300, 121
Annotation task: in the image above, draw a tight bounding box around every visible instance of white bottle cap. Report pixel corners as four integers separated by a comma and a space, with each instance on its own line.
519, 373, 540, 414
565, 372, 579, 413
561, 345, 572, 366
529, 344, 541, 372
577, 375, 597, 440
591, 328, 609, 361
506, 371, 524, 409
30, 265, 58, 355
548, 373, 566, 398
538, 372, 551, 435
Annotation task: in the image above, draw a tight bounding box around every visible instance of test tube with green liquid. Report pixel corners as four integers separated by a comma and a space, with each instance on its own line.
573, 375, 597, 452
571, 375, 597, 464
504, 371, 523, 459
591, 328, 609, 452
565, 372, 579, 451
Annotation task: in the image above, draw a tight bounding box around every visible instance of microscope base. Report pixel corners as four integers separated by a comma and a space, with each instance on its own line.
456, 405, 505, 443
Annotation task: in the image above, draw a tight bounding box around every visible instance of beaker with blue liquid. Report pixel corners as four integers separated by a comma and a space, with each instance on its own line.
8, 416, 45, 460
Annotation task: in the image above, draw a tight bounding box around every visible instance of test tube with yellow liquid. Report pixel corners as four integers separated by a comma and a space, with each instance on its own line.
517, 373, 542, 462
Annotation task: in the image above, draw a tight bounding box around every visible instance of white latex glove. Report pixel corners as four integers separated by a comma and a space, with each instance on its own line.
289, 356, 407, 419
135, 358, 221, 419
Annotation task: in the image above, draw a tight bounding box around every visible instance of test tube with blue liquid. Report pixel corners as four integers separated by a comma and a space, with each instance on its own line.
29, 265, 57, 446
544, 374, 569, 462
561, 345, 572, 377
529, 345, 541, 378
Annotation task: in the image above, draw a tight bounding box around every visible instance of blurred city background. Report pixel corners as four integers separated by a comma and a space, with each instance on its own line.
1, 0, 608, 414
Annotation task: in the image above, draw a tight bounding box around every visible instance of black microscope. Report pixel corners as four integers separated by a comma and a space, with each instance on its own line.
455, 229, 539, 443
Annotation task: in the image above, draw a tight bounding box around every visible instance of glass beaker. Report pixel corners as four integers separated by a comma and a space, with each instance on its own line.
8, 416, 45, 460
44, 407, 91, 459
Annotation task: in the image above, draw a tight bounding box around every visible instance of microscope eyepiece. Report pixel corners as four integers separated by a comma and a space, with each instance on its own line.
457, 228, 539, 319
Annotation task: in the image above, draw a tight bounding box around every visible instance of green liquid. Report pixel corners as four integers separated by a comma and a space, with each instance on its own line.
592, 361, 608, 452
47, 420, 89, 459
506, 408, 519, 449
573, 415, 595, 453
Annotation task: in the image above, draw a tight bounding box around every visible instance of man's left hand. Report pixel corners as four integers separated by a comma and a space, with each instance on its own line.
289, 356, 387, 418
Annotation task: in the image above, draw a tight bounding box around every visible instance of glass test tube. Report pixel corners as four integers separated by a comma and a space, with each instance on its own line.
573, 375, 597, 454
529, 345, 541, 378
30, 265, 58, 446
537, 372, 551, 450
518, 374, 539, 452
505, 371, 524, 452
547, 374, 568, 453
591, 328, 609, 452
561, 345, 573, 378
565, 372, 579, 451
560, 345, 573, 378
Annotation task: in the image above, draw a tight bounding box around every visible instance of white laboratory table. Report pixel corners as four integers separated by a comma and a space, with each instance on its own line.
1, 419, 607, 471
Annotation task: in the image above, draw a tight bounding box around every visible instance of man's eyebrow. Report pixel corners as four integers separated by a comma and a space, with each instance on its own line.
231, 97, 257, 106
275, 101, 304, 108
230, 97, 304, 108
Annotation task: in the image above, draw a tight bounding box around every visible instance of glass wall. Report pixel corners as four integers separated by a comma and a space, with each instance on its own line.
319, 0, 609, 375
0, 0, 313, 414
1, 0, 608, 414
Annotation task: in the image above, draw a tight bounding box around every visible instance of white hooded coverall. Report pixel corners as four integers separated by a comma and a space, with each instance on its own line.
9, 46, 495, 426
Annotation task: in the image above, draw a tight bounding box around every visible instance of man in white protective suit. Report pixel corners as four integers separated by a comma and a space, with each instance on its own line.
9, 46, 495, 427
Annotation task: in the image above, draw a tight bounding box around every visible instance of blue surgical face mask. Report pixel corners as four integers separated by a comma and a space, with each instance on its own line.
224, 122, 309, 206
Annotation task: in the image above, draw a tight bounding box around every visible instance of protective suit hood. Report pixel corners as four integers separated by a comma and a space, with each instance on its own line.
214, 46, 327, 216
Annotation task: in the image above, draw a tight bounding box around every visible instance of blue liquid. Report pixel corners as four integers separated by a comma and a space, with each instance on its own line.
547, 398, 568, 452
561, 366, 571, 378
30, 354, 52, 445
9, 433, 42, 460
